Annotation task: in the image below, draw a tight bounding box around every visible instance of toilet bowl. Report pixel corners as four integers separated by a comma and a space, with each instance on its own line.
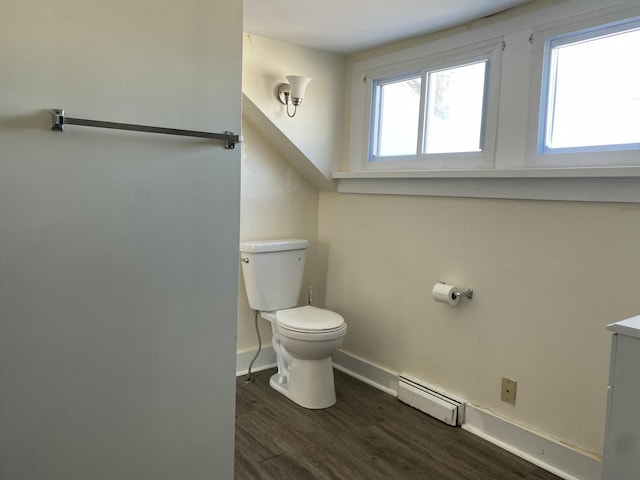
262, 306, 347, 409
239, 239, 347, 409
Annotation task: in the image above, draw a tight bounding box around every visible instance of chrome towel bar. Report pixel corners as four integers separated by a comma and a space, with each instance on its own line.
51, 109, 242, 149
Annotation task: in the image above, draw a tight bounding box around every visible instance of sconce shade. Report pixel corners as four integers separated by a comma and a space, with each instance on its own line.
286, 76, 311, 100
277, 75, 312, 117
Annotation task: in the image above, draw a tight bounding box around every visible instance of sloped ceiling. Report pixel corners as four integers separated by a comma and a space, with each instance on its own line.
242, 94, 335, 191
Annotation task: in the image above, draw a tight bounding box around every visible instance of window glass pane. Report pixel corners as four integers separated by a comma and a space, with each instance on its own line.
546, 27, 640, 149
424, 61, 486, 154
376, 76, 421, 157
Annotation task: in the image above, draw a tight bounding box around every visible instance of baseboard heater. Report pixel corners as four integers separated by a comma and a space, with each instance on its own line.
397, 375, 465, 427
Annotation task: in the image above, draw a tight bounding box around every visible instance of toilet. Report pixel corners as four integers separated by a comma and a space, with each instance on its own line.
239, 239, 347, 409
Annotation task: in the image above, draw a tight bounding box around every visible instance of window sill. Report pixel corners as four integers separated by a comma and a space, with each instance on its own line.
331, 167, 640, 203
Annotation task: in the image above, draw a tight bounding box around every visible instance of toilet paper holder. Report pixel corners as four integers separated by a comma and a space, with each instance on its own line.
454, 288, 474, 300
439, 282, 473, 300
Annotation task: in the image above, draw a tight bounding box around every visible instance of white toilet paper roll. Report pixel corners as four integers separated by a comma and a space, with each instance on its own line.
432, 283, 460, 306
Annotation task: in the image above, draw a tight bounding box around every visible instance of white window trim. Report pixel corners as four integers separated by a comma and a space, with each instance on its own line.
339, 1, 640, 203
369, 70, 422, 162
525, 8, 640, 168
352, 38, 503, 172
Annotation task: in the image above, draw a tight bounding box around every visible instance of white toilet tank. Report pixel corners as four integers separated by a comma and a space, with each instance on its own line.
239, 239, 308, 312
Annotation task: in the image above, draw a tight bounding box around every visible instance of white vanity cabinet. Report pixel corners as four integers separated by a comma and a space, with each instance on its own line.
601, 316, 640, 479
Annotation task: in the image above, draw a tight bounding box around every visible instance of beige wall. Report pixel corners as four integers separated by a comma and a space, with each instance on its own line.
319, 192, 640, 455
242, 34, 345, 179
238, 35, 345, 356
237, 118, 321, 353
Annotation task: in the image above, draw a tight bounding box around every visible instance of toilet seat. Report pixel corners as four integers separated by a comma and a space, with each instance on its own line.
276, 305, 345, 333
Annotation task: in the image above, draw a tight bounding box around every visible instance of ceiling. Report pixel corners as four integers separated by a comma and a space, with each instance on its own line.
243, 0, 532, 54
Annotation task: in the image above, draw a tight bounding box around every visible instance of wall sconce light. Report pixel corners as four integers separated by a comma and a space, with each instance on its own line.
277, 76, 311, 117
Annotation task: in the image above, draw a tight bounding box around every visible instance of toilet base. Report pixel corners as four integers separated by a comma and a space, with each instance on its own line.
269, 356, 337, 409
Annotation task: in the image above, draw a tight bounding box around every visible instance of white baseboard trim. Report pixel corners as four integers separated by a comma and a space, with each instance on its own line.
462, 404, 601, 480
332, 349, 399, 396
236, 346, 276, 376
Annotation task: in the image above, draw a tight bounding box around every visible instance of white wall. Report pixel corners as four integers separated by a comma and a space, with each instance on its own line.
0, 1, 242, 478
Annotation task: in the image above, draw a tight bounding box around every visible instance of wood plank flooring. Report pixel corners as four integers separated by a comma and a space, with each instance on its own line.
235, 368, 561, 480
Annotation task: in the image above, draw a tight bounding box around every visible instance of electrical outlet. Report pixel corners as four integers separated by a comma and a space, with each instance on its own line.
501, 377, 517, 405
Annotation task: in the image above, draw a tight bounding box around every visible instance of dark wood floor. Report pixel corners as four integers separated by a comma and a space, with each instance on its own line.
235, 368, 561, 480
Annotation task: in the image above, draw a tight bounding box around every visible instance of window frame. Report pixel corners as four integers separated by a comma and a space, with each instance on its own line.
358, 39, 503, 172
527, 13, 640, 168
422, 58, 489, 156
369, 70, 422, 161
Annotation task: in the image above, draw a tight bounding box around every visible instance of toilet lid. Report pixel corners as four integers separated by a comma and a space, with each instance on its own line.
276, 306, 344, 333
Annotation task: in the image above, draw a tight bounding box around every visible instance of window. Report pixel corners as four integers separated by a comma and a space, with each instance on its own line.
423, 61, 487, 154
356, 40, 501, 171
372, 73, 422, 157
538, 18, 640, 155
369, 58, 491, 165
